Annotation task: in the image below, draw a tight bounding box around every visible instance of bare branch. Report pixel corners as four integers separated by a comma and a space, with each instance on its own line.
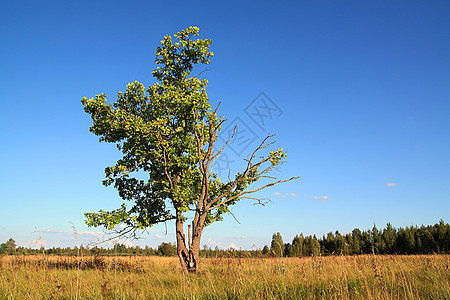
88, 226, 135, 248
212, 101, 221, 115
194, 68, 210, 78
210, 124, 236, 161
228, 209, 240, 224
206, 135, 279, 210
208, 176, 300, 211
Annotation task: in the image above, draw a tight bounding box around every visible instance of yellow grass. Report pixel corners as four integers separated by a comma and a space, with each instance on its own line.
0, 254, 449, 299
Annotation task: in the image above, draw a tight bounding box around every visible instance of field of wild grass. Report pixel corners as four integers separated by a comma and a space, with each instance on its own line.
0, 254, 449, 299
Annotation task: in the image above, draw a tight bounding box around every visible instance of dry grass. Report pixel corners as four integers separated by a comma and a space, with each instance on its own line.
0, 254, 449, 299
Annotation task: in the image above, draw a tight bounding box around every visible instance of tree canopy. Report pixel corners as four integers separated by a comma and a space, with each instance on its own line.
82, 27, 298, 272
0, 238, 17, 255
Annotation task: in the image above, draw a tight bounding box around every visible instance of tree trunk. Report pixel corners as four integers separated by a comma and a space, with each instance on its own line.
189, 226, 202, 272
175, 216, 203, 273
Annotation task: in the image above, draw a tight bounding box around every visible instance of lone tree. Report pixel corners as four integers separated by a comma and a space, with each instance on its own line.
82, 27, 299, 273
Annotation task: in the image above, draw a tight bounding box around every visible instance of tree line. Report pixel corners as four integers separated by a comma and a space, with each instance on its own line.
1, 220, 448, 257
267, 219, 450, 257
0, 240, 178, 257
0, 240, 251, 258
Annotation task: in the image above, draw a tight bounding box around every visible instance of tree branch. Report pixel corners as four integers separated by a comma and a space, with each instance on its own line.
208, 176, 300, 211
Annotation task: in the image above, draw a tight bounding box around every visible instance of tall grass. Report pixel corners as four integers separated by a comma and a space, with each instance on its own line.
0, 254, 448, 299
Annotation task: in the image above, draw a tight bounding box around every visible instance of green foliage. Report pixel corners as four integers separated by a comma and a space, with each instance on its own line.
288, 234, 304, 257
302, 235, 321, 256
0, 238, 17, 255
82, 27, 214, 230
282, 219, 450, 257
81, 26, 294, 240
158, 242, 177, 256
270, 232, 284, 257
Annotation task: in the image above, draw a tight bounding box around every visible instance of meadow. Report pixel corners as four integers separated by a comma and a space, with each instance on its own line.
0, 254, 449, 299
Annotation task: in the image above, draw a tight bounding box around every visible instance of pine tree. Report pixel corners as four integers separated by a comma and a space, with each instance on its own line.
382, 223, 396, 254
350, 228, 362, 254
397, 227, 415, 254
311, 235, 321, 256
325, 232, 336, 254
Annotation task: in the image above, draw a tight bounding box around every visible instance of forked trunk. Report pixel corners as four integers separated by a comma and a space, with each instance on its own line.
175, 217, 203, 273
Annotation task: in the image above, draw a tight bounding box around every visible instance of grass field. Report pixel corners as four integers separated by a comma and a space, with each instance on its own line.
0, 254, 449, 299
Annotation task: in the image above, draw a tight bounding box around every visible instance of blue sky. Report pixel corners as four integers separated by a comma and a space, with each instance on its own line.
1, 0, 449, 250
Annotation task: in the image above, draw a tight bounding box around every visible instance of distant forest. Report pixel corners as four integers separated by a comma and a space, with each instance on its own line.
268, 219, 449, 257
1, 220, 449, 257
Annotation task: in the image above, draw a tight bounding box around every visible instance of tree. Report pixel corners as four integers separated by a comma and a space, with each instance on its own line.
289, 234, 304, 257
382, 223, 396, 254
0, 238, 17, 255
361, 230, 372, 254
158, 242, 177, 256
82, 27, 298, 273
310, 235, 321, 256
433, 219, 449, 253
397, 227, 415, 254
334, 231, 345, 255
284, 243, 291, 257
324, 232, 336, 254
350, 228, 362, 254
270, 232, 284, 257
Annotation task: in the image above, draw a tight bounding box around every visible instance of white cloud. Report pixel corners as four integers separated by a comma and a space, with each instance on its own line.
29, 239, 46, 249
102, 239, 135, 247
313, 196, 330, 202
272, 192, 299, 198
42, 229, 69, 233
229, 236, 247, 239
385, 183, 398, 187
286, 193, 299, 197
229, 242, 239, 250
207, 238, 222, 246
78, 231, 105, 237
